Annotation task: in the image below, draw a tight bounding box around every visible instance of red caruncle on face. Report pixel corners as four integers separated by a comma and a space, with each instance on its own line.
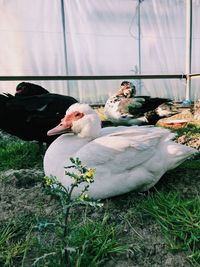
61, 111, 84, 128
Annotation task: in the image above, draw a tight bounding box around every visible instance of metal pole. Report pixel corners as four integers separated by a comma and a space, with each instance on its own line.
0, 74, 187, 81
185, 0, 192, 101
60, 0, 70, 94
138, 0, 142, 94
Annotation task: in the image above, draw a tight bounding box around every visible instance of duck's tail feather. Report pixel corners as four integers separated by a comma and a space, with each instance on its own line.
166, 142, 198, 170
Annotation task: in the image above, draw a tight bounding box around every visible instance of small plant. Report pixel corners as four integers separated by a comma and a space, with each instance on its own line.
33, 157, 103, 266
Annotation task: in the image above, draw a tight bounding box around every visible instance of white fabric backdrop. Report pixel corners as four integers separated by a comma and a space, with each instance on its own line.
0, 0, 199, 103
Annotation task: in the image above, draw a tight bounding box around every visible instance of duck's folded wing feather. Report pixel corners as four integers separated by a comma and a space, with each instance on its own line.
74, 129, 164, 173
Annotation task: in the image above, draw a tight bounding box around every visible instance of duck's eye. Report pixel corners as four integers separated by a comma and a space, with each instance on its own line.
73, 112, 84, 119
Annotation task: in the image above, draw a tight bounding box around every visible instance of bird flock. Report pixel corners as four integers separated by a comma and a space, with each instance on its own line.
1, 81, 198, 199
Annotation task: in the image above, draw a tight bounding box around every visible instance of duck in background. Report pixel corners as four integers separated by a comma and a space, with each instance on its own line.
104, 81, 179, 126
0, 90, 78, 145
15, 82, 49, 97
0, 82, 115, 143
44, 103, 197, 200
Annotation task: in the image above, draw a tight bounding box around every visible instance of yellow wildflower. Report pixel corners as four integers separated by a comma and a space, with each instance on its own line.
44, 176, 53, 186
83, 168, 95, 182
79, 193, 89, 201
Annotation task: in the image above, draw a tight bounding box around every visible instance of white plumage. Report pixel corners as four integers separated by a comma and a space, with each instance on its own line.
44, 103, 197, 199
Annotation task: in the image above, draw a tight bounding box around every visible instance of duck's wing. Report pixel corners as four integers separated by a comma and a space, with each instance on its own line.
127, 97, 171, 116
75, 127, 170, 173
7, 94, 76, 111
6, 94, 52, 111
6, 94, 78, 123
3, 92, 14, 97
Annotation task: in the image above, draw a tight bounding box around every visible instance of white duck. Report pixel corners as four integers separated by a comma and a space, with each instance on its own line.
104, 81, 178, 126
44, 103, 197, 199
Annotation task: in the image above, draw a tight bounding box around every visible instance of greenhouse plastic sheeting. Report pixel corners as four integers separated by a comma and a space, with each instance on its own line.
0, 0, 199, 104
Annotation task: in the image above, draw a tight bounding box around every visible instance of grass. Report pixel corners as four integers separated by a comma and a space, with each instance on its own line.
175, 123, 200, 138
141, 191, 200, 265
69, 216, 128, 267
178, 155, 200, 170
31, 214, 127, 267
0, 216, 34, 267
0, 213, 127, 267
0, 135, 43, 171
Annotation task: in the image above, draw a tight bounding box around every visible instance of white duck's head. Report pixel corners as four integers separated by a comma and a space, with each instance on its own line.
47, 103, 102, 138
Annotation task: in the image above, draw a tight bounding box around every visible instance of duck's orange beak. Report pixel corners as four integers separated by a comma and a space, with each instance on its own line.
47, 115, 73, 136
47, 111, 84, 136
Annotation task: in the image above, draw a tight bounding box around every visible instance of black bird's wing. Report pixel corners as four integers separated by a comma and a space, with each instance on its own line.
127, 96, 171, 116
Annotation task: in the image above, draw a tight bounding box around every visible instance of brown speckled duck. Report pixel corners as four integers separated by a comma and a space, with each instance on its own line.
104, 81, 178, 126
